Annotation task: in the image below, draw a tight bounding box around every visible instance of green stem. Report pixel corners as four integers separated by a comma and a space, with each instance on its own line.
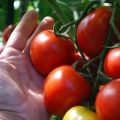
59, 21, 76, 33
90, 26, 113, 105
73, 1, 100, 84
75, 40, 87, 62
75, 40, 95, 84
76, 1, 100, 26
79, 56, 100, 71
90, 2, 117, 104
110, 2, 120, 40
56, 1, 100, 37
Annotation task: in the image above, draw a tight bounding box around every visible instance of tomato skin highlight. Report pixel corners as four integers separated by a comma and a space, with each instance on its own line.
95, 79, 120, 120
30, 30, 75, 76
63, 106, 100, 120
77, 6, 111, 58
44, 65, 92, 116
104, 47, 120, 78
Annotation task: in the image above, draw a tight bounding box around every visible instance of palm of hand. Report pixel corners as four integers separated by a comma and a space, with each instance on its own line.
0, 11, 54, 120
0, 48, 48, 120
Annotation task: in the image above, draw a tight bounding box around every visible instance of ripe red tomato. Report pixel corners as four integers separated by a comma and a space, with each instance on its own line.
2, 24, 15, 42
77, 6, 111, 58
44, 65, 92, 116
95, 79, 120, 120
30, 30, 75, 76
104, 47, 120, 78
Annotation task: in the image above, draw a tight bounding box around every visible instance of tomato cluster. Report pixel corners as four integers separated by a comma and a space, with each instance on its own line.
30, 5, 120, 120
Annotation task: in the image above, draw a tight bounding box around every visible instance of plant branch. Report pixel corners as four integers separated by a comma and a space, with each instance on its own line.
110, 2, 120, 40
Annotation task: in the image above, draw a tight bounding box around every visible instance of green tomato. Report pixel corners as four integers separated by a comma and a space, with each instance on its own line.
63, 106, 100, 120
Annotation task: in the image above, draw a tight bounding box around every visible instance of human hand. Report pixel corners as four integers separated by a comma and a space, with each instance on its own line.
0, 10, 54, 120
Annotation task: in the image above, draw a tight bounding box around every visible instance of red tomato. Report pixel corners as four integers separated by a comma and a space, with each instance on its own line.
70, 51, 89, 64
70, 51, 83, 64
30, 30, 75, 76
70, 52, 88, 68
95, 79, 120, 120
44, 65, 92, 116
77, 6, 111, 58
104, 47, 120, 78
2, 24, 15, 42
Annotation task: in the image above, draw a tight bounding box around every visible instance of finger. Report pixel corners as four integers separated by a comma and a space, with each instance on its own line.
5, 10, 38, 52
23, 16, 54, 54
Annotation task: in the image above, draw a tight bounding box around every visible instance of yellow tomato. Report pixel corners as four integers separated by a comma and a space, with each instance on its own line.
63, 106, 100, 120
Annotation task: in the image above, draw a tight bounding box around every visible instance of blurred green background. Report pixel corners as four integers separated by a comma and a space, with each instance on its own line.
0, 0, 90, 32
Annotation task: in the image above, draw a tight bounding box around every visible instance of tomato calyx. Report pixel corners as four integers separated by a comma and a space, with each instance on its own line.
53, 20, 75, 38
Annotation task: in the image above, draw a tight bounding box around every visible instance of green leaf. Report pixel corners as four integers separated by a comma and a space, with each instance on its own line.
56, 0, 74, 21
50, 115, 62, 120
38, 0, 59, 21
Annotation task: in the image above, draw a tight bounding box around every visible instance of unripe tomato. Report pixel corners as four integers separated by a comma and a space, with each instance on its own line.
95, 79, 120, 120
30, 30, 75, 76
63, 106, 100, 120
77, 6, 111, 58
44, 65, 92, 116
104, 47, 120, 78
